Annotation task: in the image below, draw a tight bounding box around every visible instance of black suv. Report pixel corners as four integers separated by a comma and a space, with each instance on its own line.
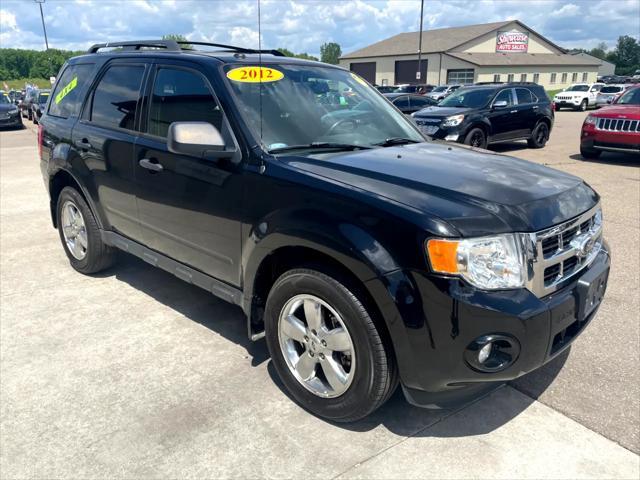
39, 40, 609, 422
413, 83, 554, 149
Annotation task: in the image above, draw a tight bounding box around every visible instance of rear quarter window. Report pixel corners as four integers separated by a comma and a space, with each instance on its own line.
48, 63, 95, 118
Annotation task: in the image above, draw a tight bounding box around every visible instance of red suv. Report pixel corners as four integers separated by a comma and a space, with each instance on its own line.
580, 86, 640, 159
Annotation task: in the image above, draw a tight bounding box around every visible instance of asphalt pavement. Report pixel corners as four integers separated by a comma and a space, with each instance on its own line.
1, 113, 638, 478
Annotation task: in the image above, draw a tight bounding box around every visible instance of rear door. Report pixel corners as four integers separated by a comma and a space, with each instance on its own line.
133, 61, 243, 286
71, 60, 148, 242
514, 87, 536, 137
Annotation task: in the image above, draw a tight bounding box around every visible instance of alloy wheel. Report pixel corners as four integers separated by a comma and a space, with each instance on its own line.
61, 200, 88, 260
278, 294, 356, 398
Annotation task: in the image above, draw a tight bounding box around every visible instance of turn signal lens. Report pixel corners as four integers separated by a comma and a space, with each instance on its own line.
426, 239, 459, 274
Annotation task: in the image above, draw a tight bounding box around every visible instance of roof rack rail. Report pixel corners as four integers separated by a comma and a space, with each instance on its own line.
87, 39, 285, 57
474, 81, 540, 86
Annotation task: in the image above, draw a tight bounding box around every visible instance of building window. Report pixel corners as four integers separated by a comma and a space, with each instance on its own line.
381, 79, 388, 86
561, 72, 568, 83
493, 74, 501, 82
582, 72, 588, 82
520, 73, 527, 82
507, 73, 514, 82
572, 72, 578, 82
446, 69, 474, 84
533, 73, 540, 84
550, 73, 557, 83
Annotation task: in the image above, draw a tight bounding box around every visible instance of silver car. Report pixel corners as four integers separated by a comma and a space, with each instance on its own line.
426, 84, 461, 102
595, 85, 628, 107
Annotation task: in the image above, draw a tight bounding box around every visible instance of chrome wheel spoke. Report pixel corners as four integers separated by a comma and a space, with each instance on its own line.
77, 229, 88, 249
61, 200, 87, 261
281, 314, 307, 343
62, 224, 74, 238
321, 358, 348, 392
295, 351, 317, 380
321, 327, 351, 352
303, 298, 323, 331
70, 239, 84, 258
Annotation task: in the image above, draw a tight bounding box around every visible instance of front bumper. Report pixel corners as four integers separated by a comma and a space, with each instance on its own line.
0, 113, 23, 128
581, 127, 640, 155
366, 243, 610, 408
554, 97, 583, 108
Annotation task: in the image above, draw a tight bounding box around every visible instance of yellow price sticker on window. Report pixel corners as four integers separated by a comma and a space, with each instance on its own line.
55, 76, 78, 104
350, 72, 368, 86
226, 66, 284, 83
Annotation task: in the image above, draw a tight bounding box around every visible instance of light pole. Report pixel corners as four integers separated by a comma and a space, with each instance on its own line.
35, 0, 49, 50
416, 0, 424, 84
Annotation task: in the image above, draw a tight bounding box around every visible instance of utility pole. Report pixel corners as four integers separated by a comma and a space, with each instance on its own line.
35, 0, 49, 50
416, 0, 424, 84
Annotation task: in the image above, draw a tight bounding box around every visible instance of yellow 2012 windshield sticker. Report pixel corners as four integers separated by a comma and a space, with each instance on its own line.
350, 72, 368, 86
226, 66, 284, 83
55, 76, 78, 104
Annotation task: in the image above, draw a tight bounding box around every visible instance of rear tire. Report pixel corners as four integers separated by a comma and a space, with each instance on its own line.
463, 127, 487, 149
56, 187, 116, 274
264, 268, 397, 422
527, 122, 550, 149
580, 145, 601, 159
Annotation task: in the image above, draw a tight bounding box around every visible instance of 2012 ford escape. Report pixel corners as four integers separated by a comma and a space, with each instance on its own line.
39, 40, 610, 422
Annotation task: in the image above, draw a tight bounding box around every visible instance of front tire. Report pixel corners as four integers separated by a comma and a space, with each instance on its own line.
56, 187, 116, 274
463, 127, 487, 149
264, 268, 397, 422
527, 122, 550, 149
579, 99, 588, 111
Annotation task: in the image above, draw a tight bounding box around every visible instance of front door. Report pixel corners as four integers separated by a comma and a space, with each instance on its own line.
133, 63, 243, 286
487, 88, 516, 141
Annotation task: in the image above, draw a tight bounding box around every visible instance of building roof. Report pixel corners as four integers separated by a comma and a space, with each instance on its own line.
447, 52, 602, 67
570, 52, 615, 67
341, 20, 513, 59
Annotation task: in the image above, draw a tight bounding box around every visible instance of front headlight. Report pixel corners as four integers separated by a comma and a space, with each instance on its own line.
442, 114, 465, 127
426, 234, 525, 290
584, 114, 597, 126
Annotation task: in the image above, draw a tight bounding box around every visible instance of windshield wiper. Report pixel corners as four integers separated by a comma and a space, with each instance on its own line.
373, 137, 422, 147
268, 142, 372, 154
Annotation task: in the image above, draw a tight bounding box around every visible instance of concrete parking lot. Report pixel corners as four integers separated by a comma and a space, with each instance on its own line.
1, 112, 639, 478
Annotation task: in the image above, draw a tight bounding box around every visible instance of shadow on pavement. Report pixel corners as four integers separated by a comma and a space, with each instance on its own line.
99, 252, 568, 438
568, 153, 640, 167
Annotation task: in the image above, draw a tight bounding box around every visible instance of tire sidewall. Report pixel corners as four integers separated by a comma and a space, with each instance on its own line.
580, 99, 587, 111
264, 270, 381, 421
464, 127, 487, 149
531, 122, 549, 148
56, 187, 101, 272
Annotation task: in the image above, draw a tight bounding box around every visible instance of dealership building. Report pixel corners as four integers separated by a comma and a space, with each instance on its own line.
339, 20, 602, 89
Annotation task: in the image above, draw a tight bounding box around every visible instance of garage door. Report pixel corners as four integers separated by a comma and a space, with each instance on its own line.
395, 60, 428, 84
349, 62, 376, 84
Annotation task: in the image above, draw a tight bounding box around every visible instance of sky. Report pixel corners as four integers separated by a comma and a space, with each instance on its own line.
1, 0, 639, 57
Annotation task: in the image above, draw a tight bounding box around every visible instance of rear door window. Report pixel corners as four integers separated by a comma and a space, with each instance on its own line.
89, 65, 145, 131
146, 67, 222, 138
392, 96, 409, 109
48, 63, 94, 118
516, 88, 534, 104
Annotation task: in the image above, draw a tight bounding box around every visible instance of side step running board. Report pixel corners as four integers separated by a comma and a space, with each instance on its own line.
101, 231, 244, 307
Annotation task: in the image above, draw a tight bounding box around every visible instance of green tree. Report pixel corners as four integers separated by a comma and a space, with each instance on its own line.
162, 34, 192, 49
588, 42, 608, 60
607, 35, 640, 75
320, 42, 341, 64
276, 48, 318, 61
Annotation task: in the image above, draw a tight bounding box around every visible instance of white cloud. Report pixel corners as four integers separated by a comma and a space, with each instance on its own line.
0, 0, 637, 55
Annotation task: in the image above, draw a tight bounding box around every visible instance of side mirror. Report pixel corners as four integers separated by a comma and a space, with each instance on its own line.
167, 122, 233, 159
493, 100, 508, 109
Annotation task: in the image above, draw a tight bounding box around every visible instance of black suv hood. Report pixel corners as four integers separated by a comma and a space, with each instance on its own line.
0, 104, 16, 113
413, 106, 475, 118
282, 142, 598, 236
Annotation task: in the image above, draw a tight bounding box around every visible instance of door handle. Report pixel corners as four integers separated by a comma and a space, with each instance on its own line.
532, 105, 539, 109
510, 110, 518, 114
74, 138, 92, 149
139, 158, 163, 172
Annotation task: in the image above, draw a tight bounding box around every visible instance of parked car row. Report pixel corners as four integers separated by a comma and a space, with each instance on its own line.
0, 91, 23, 129
19, 88, 51, 123
597, 74, 640, 84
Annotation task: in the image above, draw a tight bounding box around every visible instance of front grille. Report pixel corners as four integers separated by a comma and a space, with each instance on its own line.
596, 117, 640, 132
555, 96, 577, 101
526, 205, 603, 297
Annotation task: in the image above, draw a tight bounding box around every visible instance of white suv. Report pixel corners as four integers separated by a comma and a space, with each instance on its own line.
553, 83, 604, 111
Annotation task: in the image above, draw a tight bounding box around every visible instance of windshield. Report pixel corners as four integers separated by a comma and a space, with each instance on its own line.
224, 64, 423, 151
566, 85, 590, 92
38, 93, 49, 103
0, 95, 9, 104
616, 88, 640, 105
438, 88, 495, 108
600, 86, 622, 93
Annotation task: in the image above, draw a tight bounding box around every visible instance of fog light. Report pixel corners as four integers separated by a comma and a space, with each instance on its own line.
464, 334, 520, 373
478, 342, 492, 364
